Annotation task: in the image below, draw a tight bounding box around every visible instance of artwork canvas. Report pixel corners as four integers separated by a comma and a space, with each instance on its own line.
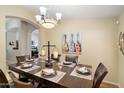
62, 33, 82, 54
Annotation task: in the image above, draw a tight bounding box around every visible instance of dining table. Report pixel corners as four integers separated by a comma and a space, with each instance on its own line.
8, 59, 93, 88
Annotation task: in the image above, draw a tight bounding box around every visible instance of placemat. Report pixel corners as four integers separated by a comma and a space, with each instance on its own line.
35, 70, 66, 83
70, 66, 92, 80
16, 65, 41, 72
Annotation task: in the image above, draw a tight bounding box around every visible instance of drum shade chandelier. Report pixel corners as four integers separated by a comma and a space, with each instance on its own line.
35, 7, 62, 29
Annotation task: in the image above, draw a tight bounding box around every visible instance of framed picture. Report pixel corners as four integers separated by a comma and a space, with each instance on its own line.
119, 32, 124, 55
62, 33, 82, 54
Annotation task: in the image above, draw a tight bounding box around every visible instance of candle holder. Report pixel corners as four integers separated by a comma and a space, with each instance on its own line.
41, 41, 57, 68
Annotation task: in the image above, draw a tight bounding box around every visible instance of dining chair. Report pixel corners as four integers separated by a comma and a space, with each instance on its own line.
0, 69, 10, 88
8, 71, 33, 88
25, 55, 31, 60
16, 55, 33, 83
16, 55, 31, 63
51, 54, 61, 62
16, 56, 26, 63
65, 55, 78, 63
92, 63, 108, 88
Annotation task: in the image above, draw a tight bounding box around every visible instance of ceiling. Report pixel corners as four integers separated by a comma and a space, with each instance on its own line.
23, 5, 124, 19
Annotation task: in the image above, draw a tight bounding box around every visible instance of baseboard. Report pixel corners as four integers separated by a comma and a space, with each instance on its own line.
103, 80, 121, 88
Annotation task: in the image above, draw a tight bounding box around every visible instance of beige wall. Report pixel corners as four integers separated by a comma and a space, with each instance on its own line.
44, 18, 118, 83
0, 6, 44, 75
118, 11, 124, 87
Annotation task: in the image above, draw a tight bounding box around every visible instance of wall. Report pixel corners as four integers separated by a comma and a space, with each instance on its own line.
19, 21, 36, 56
0, 6, 44, 75
44, 18, 118, 83
118, 11, 124, 87
6, 18, 21, 64
6, 28, 20, 64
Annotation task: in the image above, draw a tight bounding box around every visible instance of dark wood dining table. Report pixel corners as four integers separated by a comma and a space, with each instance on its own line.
8, 59, 93, 88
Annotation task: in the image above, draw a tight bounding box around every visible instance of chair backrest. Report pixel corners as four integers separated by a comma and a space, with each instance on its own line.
65, 55, 78, 63
16, 55, 30, 63
25, 55, 30, 60
93, 63, 108, 88
8, 72, 33, 88
51, 54, 61, 62
16, 56, 26, 63
0, 69, 10, 88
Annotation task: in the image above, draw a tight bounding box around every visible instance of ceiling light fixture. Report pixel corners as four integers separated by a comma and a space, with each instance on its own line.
35, 7, 62, 29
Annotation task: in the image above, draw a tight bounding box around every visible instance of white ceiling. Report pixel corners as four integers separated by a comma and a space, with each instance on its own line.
23, 5, 124, 19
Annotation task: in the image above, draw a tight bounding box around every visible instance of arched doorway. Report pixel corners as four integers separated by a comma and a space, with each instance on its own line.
6, 16, 40, 64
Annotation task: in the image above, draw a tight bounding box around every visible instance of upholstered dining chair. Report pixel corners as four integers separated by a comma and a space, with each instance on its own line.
51, 54, 61, 62
65, 55, 78, 63
0, 69, 10, 88
16, 56, 26, 63
8, 71, 33, 88
92, 63, 108, 88
16, 55, 33, 83
16, 55, 30, 64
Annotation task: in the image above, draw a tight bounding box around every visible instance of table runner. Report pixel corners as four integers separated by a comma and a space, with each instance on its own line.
70, 66, 92, 80
35, 70, 66, 83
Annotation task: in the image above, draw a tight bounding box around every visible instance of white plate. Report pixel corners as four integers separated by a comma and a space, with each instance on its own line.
26, 59, 34, 62
63, 61, 72, 65
21, 63, 33, 68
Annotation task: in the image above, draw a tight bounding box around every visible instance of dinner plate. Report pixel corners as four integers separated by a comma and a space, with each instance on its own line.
76, 67, 91, 75
63, 61, 72, 65
20, 63, 33, 69
26, 59, 34, 62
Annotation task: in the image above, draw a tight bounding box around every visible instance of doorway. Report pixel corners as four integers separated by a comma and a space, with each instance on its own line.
31, 30, 39, 58
6, 17, 40, 64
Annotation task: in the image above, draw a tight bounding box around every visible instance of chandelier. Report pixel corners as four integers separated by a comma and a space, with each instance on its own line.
35, 7, 62, 29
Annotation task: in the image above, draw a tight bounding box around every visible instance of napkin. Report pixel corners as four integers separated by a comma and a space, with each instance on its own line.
78, 67, 88, 73
42, 68, 55, 75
